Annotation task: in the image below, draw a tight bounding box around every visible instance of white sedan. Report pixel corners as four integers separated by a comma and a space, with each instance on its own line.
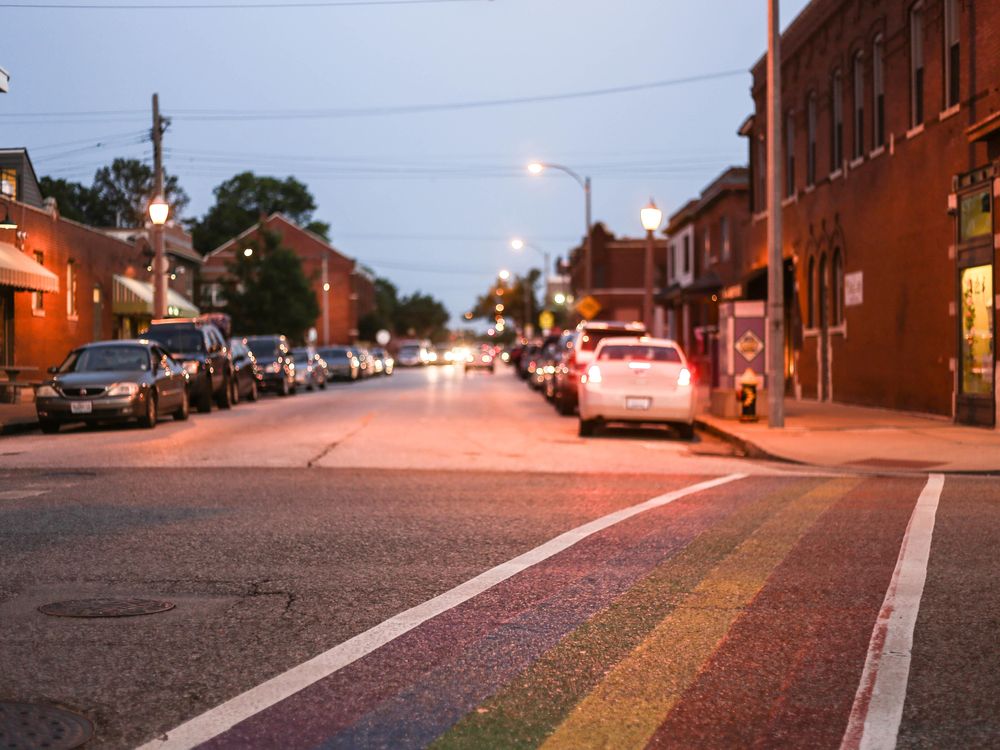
578, 336, 696, 439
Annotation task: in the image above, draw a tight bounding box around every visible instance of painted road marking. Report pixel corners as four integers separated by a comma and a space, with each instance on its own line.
840, 473, 945, 750
0, 489, 49, 500
539, 476, 860, 750
139, 473, 747, 750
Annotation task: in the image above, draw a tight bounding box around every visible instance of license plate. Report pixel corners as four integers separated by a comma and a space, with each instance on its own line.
70, 401, 93, 414
626, 397, 651, 410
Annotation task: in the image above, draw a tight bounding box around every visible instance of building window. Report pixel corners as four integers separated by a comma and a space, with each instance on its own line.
807, 91, 817, 186
873, 35, 886, 148
943, 0, 960, 109
832, 250, 844, 325
683, 235, 691, 274
785, 110, 796, 196
32, 252, 44, 312
704, 229, 711, 266
852, 51, 865, 159
66, 260, 77, 318
757, 138, 767, 210
0, 169, 16, 200
807, 257, 815, 328
720, 216, 731, 261
910, 3, 925, 127
831, 68, 844, 170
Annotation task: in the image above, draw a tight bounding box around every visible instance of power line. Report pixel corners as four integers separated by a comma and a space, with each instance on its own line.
0, 0, 486, 9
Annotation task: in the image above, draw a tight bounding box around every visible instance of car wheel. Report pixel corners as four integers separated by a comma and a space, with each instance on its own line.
319, 375, 327, 390
675, 422, 695, 440
578, 418, 597, 437
174, 389, 190, 421
230, 376, 240, 406
216, 375, 232, 409
197, 377, 213, 413
248, 379, 259, 402
140, 393, 158, 429
279, 377, 290, 397
39, 419, 60, 435
556, 396, 575, 416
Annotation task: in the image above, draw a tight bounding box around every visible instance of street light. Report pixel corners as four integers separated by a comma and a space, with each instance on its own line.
498, 269, 511, 282
640, 198, 663, 332
526, 161, 593, 296
510, 237, 551, 304
148, 194, 169, 319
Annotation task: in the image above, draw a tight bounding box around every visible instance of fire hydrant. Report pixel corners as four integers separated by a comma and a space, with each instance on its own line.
738, 368, 759, 423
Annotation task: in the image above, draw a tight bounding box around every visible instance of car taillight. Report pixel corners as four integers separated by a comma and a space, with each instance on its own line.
584, 365, 602, 384
677, 367, 692, 387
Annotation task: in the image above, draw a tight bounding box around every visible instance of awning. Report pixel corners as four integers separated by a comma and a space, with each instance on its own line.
112, 274, 199, 318
0, 241, 59, 293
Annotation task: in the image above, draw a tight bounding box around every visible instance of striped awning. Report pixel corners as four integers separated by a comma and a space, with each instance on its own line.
0, 241, 59, 293
112, 274, 200, 318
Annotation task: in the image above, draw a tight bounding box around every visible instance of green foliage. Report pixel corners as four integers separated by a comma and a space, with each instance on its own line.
358, 277, 400, 342
222, 230, 320, 343
394, 291, 450, 341
39, 159, 189, 228
191, 172, 326, 253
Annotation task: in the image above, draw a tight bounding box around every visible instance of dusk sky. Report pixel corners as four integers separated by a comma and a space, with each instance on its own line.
2, 0, 811, 320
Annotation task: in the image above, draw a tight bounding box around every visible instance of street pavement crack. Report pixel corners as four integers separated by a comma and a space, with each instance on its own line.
306, 413, 373, 468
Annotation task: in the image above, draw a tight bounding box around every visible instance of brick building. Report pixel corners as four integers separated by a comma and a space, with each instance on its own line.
742, 0, 1000, 425
566, 223, 668, 334
103, 224, 203, 304
201, 213, 375, 345
660, 167, 751, 382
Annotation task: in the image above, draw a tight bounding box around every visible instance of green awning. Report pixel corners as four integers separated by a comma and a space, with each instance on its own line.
112, 274, 199, 318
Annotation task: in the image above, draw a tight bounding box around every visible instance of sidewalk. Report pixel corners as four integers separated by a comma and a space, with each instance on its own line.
697, 398, 1000, 473
0, 401, 38, 435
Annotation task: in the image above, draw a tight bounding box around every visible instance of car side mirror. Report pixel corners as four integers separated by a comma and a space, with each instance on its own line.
47, 366, 58, 374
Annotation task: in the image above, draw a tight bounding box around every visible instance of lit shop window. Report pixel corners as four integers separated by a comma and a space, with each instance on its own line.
960, 265, 993, 396
959, 189, 992, 243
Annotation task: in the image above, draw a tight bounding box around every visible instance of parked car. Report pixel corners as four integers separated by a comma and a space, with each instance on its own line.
356, 348, 377, 377
35, 340, 189, 433
144, 318, 235, 413
543, 331, 575, 401
578, 337, 696, 439
396, 343, 427, 367
370, 347, 394, 376
518, 343, 541, 380
552, 320, 648, 416
292, 347, 327, 391
429, 343, 454, 365
318, 346, 360, 381
464, 345, 495, 372
229, 337, 261, 403
244, 334, 296, 396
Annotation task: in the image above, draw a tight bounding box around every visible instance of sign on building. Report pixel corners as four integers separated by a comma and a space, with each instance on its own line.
844, 271, 863, 307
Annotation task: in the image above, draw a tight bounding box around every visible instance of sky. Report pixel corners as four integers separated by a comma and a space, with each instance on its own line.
1, 0, 811, 321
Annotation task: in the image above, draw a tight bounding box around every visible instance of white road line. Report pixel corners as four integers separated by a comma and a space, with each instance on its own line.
0, 489, 49, 500
840, 473, 945, 750
137, 472, 747, 750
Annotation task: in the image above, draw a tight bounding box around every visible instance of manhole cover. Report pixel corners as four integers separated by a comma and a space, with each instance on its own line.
38, 598, 175, 618
0, 702, 93, 749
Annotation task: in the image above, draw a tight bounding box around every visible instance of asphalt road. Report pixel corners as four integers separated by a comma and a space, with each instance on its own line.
0, 365, 997, 749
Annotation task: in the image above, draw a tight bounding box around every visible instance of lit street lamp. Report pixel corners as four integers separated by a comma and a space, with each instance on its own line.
498, 269, 511, 282
148, 194, 169, 319
526, 161, 592, 296
640, 198, 663, 331
510, 237, 551, 304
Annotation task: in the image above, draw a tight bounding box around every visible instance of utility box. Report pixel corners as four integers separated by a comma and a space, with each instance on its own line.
710, 300, 769, 419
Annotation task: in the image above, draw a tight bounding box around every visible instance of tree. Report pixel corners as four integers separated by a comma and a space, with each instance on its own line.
394, 292, 450, 341
38, 177, 96, 224
222, 229, 319, 342
358, 276, 399, 342
89, 158, 189, 227
191, 172, 329, 253
469, 269, 540, 330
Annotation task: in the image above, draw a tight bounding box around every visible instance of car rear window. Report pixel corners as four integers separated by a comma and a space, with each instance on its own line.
598, 345, 682, 363
579, 328, 646, 351
245, 337, 281, 358
145, 328, 204, 354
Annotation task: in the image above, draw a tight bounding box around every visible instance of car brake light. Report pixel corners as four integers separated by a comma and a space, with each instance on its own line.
677, 367, 692, 387
584, 365, 602, 384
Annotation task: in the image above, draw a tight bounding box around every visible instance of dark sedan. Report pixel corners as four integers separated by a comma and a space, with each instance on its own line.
229, 337, 262, 402
244, 335, 296, 396
35, 340, 189, 433
318, 346, 360, 381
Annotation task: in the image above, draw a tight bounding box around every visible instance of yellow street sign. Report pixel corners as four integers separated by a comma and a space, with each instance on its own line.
538, 310, 555, 331
575, 295, 602, 321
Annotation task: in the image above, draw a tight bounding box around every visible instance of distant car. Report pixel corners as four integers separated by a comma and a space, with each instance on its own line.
35, 340, 189, 433
145, 318, 235, 413
578, 337, 696, 439
552, 320, 648, 416
356, 348, 377, 377
244, 335, 296, 396
229, 337, 261, 403
464, 346, 495, 372
429, 344, 454, 365
292, 347, 327, 391
396, 344, 425, 367
318, 346, 360, 381
370, 347, 394, 376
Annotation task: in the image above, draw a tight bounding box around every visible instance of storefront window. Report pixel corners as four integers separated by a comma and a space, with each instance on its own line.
960, 264, 994, 396
959, 189, 992, 243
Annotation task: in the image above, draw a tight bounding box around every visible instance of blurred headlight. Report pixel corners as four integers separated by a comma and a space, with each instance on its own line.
36, 385, 58, 398
584, 365, 602, 384
107, 382, 140, 397
182, 360, 200, 375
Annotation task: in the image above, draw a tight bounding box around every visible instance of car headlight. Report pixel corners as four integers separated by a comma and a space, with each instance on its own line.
270, 362, 283, 373
36, 384, 58, 398
107, 382, 140, 397
182, 360, 200, 375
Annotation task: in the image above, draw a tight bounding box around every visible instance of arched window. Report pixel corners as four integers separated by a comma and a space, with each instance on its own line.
818, 254, 828, 328
832, 250, 844, 325
807, 257, 815, 328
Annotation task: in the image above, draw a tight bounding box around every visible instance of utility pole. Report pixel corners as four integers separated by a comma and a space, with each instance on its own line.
151, 93, 168, 320
322, 256, 330, 345
766, 0, 786, 427
583, 176, 592, 297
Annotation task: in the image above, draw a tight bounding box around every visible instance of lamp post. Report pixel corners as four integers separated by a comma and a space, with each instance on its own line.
148, 194, 169, 319
766, 0, 785, 427
640, 198, 663, 331
527, 161, 592, 297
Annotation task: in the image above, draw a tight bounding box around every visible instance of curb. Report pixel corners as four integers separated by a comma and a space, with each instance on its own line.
1, 419, 39, 436
694, 418, 800, 465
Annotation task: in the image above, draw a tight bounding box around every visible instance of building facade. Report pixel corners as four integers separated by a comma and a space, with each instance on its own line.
201, 213, 375, 345
743, 0, 1000, 425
